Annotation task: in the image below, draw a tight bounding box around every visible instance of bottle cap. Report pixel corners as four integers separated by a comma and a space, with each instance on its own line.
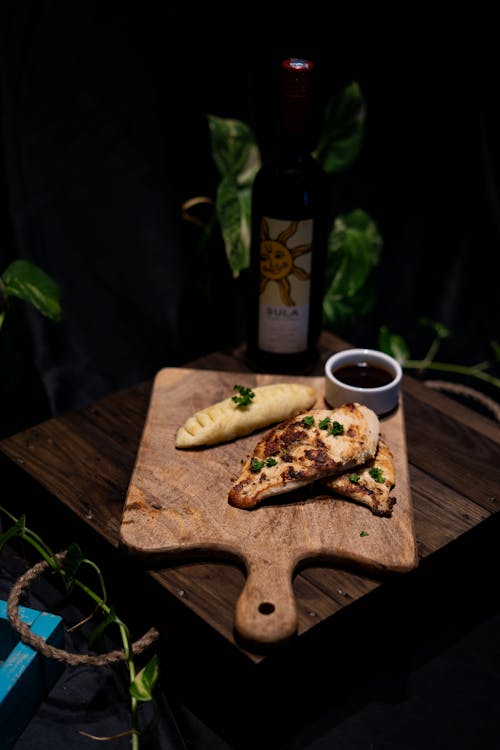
281, 58, 314, 97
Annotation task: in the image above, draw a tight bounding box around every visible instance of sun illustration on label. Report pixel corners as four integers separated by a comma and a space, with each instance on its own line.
259, 218, 311, 306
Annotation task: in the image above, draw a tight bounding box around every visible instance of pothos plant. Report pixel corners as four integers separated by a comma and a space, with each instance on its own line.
0, 259, 62, 438
180, 82, 381, 360
0, 506, 159, 748
184, 81, 500, 400
0, 259, 63, 331
379, 321, 500, 394
203, 81, 383, 333
1, 265, 161, 745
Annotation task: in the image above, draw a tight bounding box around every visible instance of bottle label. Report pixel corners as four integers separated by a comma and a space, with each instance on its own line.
257, 216, 312, 353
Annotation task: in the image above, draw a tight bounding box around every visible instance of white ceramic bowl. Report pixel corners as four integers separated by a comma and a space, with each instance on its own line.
324, 348, 402, 416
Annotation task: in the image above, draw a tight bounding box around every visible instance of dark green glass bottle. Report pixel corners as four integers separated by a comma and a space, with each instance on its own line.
246, 58, 329, 373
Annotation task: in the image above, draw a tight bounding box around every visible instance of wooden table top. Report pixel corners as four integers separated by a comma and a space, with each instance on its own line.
1, 331, 499, 665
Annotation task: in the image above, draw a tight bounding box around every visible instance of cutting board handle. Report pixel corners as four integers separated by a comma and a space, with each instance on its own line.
234, 553, 298, 647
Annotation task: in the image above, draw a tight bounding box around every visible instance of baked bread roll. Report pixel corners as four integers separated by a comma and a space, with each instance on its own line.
175, 383, 317, 448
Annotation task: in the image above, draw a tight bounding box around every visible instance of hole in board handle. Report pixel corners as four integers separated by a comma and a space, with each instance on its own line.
258, 602, 275, 615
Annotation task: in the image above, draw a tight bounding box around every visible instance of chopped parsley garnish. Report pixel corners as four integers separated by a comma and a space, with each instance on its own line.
232, 384, 255, 408
319, 416, 344, 436
349, 473, 360, 484
360, 530, 369, 537
329, 420, 344, 436
302, 415, 315, 427
251, 457, 278, 473
369, 467, 386, 483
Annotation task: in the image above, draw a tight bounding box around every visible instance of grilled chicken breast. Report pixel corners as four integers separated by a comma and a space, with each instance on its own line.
321, 436, 396, 517
228, 402, 380, 509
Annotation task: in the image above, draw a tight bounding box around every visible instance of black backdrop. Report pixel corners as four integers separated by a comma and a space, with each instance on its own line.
1, 5, 500, 749
1, 0, 499, 418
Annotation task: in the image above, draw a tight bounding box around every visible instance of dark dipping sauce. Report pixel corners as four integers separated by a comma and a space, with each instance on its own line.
333, 361, 394, 389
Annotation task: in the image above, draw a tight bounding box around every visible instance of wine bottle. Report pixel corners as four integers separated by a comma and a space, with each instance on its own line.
246, 57, 329, 373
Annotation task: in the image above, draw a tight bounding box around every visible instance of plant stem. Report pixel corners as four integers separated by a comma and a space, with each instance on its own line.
0, 509, 145, 748
404, 359, 500, 389
420, 336, 442, 369
69, 577, 140, 747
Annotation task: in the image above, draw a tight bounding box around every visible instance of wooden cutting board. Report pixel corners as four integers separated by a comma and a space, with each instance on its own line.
119, 368, 418, 647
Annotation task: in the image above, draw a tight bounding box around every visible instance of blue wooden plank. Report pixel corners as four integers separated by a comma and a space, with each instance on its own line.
0, 600, 65, 750
0, 600, 38, 665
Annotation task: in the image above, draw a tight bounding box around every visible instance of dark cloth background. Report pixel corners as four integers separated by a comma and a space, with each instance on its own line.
0, 1, 185, 417
1, 0, 499, 420
1, 5, 500, 746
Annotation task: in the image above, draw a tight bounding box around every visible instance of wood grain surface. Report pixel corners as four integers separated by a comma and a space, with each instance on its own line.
119, 368, 418, 647
2, 332, 498, 659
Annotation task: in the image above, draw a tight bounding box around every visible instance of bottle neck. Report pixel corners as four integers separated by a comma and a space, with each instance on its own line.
279, 58, 315, 157
277, 132, 312, 164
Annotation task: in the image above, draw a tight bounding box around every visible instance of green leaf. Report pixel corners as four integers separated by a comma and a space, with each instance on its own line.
378, 325, 410, 364
1, 260, 62, 322
490, 340, 500, 361
323, 287, 376, 331
216, 177, 252, 277
130, 654, 160, 702
418, 317, 450, 340
88, 607, 129, 651
208, 116, 260, 277
62, 543, 87, 594
313, 82, 366, 173
322, 209, 382, 330
326, 210, 382, 296
207, 114, 261, 184
0, 514, 26, 552
63, 543, 107, 600
64, 542, 85, 572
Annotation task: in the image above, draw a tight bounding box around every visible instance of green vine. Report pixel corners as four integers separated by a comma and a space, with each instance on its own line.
379, 321, 500, 391
0, 506, 159, 748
